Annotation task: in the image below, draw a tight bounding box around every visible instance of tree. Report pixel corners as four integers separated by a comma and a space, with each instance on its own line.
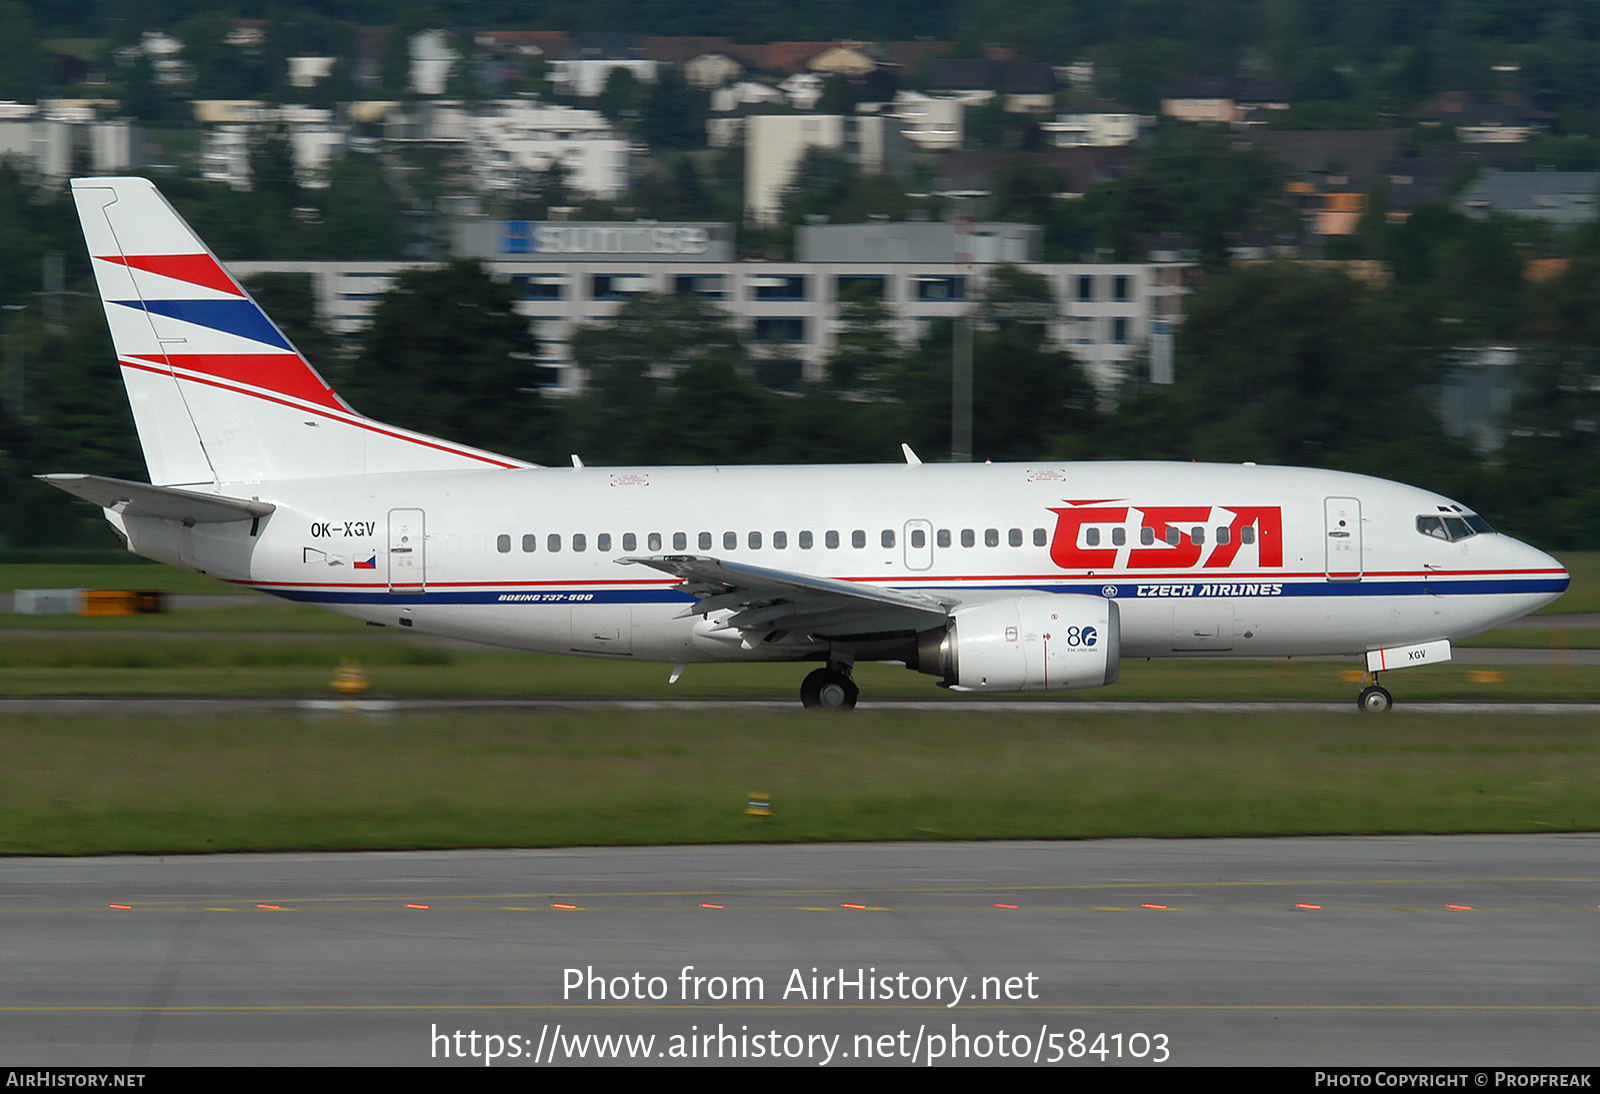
249, 122, 300, 207
1174, 262, 1450, 474
826, 290, 899, 390
0, 2, 47, 101
638, 67, 709, 151
567, 292, 750, 464
310, 154, 409, 260
1092, 124, 1287, 269
596, 66, 640, 124
343, 261, 549, 462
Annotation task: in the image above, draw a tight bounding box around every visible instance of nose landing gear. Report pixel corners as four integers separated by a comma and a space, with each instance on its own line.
1357, 671, 1392, 713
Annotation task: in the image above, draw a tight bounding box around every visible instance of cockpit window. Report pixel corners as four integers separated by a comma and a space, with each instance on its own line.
1416, 513, 1493, 542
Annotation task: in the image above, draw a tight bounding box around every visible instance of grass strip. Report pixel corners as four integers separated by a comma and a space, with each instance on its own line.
3, 708, 1598, 855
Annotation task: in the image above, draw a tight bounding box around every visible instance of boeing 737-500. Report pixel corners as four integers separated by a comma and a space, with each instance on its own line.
41, 177, 1570, 710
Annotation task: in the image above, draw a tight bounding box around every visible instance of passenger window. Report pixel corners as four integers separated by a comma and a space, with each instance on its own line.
852, 530, 866, 549
1165, 527, 1180, 546
497, 534, 510, 553
1086, 528, 1100, 547
1216, 526, 1230, 545
937, 529, 951, 548
1112, 527, 1126, 547
773, 530, 787, 549
699, 532, 712, 550
1140, 527, 1155, 546
826, 531, 840, 549
1033, 528, 1046, 547
749, 531, 762, 549
911, 528, 926, 548
800, 531, 814, 549
961, 529, 975, 548
623, 533, 637, 552
522, 534, 537, 553
648, 533, 662, 551
598, 533, 612, 552
1008, 528, 1022, 547
724, 531, 737, 550
881, 529, 895, 548
1191, 526, 1204, 545
985, 528, 999, 547
547, 534, 561, 553
1241, 526, 1255, 545
673, 532, 687, 551
573, 533, 587, 552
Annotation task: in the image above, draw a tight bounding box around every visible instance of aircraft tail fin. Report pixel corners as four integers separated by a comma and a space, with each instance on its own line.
71, 177, 528, 486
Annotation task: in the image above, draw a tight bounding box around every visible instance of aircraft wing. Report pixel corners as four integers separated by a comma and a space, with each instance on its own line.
620, 555, 952, 637
36, 474, 276, 525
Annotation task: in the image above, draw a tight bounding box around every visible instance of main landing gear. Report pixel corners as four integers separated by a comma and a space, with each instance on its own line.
1356, 671, 1392, 713
800, 665, 858, 710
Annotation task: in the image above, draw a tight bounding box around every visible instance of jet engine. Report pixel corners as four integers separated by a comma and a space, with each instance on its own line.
910, 594, 1120, 691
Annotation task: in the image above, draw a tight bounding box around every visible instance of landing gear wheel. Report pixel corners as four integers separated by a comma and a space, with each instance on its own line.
800, 668, 858, 710
1357, 685, 1393, 713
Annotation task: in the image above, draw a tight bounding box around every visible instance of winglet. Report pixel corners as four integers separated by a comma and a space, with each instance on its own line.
901, 443, 922, 466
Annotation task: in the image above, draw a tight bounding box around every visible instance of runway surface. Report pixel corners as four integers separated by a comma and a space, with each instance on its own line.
6, 695, 1600, 716
4, 836, 1599, 1066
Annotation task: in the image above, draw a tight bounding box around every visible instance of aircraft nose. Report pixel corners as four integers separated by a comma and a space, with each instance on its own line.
1512, 537, 1569, 608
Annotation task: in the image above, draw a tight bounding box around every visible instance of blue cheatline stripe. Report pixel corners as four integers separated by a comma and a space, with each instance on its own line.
258, 577, 1567, 608
111, 299, 292, 350
267, 587, 696, 606
1085, 578, 1569, 599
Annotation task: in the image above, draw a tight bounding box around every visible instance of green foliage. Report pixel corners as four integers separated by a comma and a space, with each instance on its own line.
0, 2, 47, 101
637, 67, 710, 151
1173, 262, 1450, 470
248, 122, 299, 208
343, 261, 550, 461
1090, 124, 1287, 268
633, 154, 718, 220
566, 291, 749, 463
781, 147, 920, 234
826, 293, 897, 390
308, 154, 410, 259
595, 66, 640, 123
174, 11, 275, 100
963, 97, 1039, 152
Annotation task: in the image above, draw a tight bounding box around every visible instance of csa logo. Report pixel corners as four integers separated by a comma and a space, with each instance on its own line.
1048, 499, 1284, 572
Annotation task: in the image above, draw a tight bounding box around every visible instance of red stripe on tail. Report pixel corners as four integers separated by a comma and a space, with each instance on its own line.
97, 254, 244, 297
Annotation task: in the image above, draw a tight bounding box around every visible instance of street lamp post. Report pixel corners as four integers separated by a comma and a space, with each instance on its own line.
938, 190, 986, 463
4, 304, 24, 419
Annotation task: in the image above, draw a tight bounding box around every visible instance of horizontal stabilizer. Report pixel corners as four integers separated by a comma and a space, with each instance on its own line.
36, 474, 275, 525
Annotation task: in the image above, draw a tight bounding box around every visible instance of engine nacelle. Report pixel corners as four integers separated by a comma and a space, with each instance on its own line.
912, 594, 1120, 692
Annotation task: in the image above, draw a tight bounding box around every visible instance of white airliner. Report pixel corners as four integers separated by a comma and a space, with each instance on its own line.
43, 177, 1569, 711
